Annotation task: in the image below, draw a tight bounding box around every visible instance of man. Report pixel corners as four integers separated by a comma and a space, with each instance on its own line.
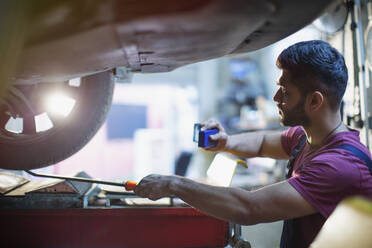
134, 40, 372, 248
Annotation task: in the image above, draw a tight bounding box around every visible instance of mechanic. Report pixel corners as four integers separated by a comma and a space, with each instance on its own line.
134, 40, 372, 248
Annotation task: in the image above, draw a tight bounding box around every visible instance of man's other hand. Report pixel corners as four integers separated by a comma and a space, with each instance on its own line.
202, 119, 229, 152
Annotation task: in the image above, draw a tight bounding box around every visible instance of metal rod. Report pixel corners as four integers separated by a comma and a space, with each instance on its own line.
355, 0, 370, 148
25, 170, 125, 187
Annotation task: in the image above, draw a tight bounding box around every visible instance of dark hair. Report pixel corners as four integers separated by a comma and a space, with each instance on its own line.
276, 40, 348, 110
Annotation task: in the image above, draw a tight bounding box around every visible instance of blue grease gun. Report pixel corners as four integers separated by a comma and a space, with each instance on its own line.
193, 123, 219, 148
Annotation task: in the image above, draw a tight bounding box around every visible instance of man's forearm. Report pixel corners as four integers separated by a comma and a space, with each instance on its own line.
135, 174, 312, 225
170, 176, 255, 225
224, 132, 265, 158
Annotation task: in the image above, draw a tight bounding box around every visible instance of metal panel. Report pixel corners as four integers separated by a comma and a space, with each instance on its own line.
0, 207, 229, 248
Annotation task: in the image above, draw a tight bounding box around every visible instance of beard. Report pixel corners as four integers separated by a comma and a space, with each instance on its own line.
278, 98, 311, 127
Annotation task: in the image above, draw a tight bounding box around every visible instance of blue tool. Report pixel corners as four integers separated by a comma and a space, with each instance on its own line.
193, 123, 219, 148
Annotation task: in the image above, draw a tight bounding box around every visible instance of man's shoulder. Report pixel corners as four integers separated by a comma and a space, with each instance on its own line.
282, 126, 305, 139
302, 145, 368, 186
325, 129, 371, 161
281, 126, 305, 155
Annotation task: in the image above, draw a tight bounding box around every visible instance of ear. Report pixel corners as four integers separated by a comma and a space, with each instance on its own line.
307, 91, 324, 112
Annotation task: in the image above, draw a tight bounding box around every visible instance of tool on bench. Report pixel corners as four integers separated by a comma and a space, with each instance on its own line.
25, 170, 137, 191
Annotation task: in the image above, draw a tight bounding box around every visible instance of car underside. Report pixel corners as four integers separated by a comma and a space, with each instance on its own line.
0, 0, 337, 169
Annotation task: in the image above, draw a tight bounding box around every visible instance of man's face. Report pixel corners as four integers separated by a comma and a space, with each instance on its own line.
273, 70, 311, 127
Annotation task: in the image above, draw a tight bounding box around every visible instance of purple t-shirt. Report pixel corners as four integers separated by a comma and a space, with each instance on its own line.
281, 126, 372, 247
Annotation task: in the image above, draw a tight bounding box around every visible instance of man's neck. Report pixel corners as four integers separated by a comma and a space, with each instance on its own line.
302, 113, 344, 147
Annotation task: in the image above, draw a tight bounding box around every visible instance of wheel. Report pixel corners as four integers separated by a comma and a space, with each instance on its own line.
0, 71, 114, 170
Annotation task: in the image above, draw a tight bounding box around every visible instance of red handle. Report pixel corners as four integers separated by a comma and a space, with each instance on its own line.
125, 180, 137, 191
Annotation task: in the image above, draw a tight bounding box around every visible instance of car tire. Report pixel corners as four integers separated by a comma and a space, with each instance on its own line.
0, 71, 115, 170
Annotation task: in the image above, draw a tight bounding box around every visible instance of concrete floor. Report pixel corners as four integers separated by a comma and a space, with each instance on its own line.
241, 221, 283, 248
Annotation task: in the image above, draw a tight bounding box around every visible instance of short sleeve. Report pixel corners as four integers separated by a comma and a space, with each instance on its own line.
281, 126, 305, 156
288, 155, 360, 217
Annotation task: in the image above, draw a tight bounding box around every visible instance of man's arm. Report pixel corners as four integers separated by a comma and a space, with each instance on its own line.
134, 175, 316, 225
203, 120, 290, 159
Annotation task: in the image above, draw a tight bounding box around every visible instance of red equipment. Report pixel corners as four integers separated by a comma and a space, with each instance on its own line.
1, 207, 229, 248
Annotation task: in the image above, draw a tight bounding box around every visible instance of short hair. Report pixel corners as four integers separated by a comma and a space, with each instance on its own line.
276, 40, 348, 110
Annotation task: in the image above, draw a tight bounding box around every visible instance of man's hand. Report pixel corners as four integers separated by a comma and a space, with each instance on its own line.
134, 174, 175, 201
202, 119, 289, 159
202, 119, 229, 152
